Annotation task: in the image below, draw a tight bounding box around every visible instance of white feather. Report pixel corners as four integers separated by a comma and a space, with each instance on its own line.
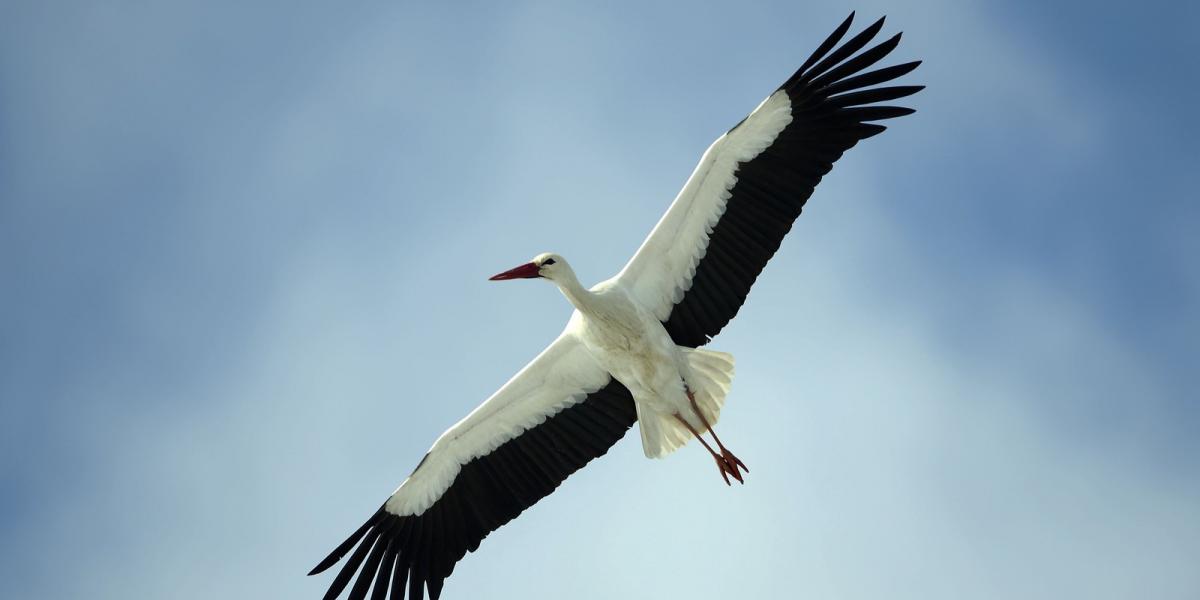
612, 89, 794, 319
384, 325, 608, 516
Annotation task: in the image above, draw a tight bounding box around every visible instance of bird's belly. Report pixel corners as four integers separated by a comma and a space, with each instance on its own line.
594, 343, 677, 395
580, 315, 682, 411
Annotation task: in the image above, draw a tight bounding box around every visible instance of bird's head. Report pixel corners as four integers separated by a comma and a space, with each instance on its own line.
488, 253, 567, 283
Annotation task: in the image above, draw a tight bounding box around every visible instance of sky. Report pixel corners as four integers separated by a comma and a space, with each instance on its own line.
2, 1, 1198, 598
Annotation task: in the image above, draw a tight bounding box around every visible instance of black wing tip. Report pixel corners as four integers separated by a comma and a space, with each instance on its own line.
309, 538, 357, 577
309, 507, 388, 576
860, 123, 889, 138
873, 106, 917, 119
861, 15, 887, 41
790, 11, 858, 86
428, 576, 446, 599
793, 13, 895, 88
784, 12, 924, 107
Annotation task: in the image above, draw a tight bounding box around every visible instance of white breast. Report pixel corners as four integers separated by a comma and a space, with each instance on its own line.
575, 285, 685, 412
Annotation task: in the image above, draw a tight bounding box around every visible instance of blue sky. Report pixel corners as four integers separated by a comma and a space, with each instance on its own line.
2, 1, 1198, 598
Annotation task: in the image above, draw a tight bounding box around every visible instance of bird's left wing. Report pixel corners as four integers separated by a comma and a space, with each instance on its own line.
309, 329, 636, 600
613, 13, 922, 347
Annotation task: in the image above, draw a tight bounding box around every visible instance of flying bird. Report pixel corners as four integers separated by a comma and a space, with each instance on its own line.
311, 12, 921, 600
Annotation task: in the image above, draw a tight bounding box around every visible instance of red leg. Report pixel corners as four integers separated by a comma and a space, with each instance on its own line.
674, 414, 740, 485
687, 389, 749, 476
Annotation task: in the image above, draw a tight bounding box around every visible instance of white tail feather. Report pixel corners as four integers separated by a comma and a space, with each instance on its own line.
639, 348, 735, 458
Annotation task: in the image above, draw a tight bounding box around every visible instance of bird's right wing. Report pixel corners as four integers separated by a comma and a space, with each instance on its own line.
309, 326, 637, 600
613, 13, 921, 347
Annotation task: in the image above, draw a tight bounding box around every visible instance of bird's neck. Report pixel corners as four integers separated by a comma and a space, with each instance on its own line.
553, 269, 594, 313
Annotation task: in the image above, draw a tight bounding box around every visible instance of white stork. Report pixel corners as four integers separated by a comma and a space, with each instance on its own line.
311, 12, 921, 600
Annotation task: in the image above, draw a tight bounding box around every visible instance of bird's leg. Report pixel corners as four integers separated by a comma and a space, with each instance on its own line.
686, 388, 749, 477
673, 414, 739, 485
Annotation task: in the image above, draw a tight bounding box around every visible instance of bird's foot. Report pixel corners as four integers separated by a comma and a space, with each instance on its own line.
714, 454, 732, 486
721, 448, 749, 475
714, 452, 744, 485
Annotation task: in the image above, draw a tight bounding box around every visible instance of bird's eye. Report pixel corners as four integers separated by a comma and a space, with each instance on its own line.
543, 258, 556, 266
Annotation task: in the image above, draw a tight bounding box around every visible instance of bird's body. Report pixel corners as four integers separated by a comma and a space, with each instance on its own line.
544, 257, 731, 456
571, 281, 687, 419
311, 13, 922, 600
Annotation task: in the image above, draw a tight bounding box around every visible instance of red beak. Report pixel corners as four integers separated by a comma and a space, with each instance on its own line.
489, 262, 541, 281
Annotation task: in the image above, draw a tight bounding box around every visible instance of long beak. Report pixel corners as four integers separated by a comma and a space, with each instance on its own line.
488, 262, 541, 281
